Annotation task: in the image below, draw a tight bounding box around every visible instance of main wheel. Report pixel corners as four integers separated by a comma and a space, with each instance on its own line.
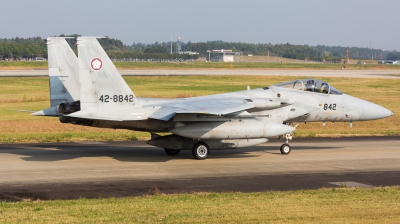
192, 142, 209, 160
280, 143, 291, 155
164, 148, 180, 156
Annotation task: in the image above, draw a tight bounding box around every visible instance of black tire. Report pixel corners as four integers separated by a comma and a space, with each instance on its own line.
164, 148, 180, 156
192, 142, 209, 160
280, 143, 291, 155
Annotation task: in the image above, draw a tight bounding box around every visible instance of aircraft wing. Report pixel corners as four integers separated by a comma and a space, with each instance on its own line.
61, 98, 255, 122
149, 98, 256, 121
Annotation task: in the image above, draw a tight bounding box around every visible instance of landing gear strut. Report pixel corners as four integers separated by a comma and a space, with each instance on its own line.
280, 123, 298, 155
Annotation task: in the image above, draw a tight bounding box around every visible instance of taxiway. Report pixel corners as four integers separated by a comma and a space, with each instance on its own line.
1, 137, 399, 200
0, 69, 400, 78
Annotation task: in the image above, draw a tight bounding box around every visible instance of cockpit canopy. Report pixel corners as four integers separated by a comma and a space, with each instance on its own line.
269, 79, 342, 95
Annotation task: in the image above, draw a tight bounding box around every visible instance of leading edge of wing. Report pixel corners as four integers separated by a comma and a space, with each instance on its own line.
149, 100, 255, 121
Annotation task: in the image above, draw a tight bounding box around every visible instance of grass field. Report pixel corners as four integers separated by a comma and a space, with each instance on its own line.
1, 76, 399, 223
1, 187, 399, 223
0, 75, 399, 143
1, 60, 400, 70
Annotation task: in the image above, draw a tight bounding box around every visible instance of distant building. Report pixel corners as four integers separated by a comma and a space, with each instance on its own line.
175, 37, 198, 55
177, 51, 199, 55
243, 51, 253, 56
34, 57, 46, 61
209, 49, 242, 62
378, 60, 400, 64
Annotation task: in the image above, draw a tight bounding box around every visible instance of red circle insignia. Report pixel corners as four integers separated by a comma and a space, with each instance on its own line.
91, 58, 102, 70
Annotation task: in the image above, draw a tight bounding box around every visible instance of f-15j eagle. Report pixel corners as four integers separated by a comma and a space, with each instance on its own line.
32, 37, 394, 160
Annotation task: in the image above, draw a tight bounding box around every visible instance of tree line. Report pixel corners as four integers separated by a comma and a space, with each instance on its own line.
181, 41, 388, 61
386, 52, 400, 61
0, 35, 198, 61
0, 37, 47, 59
0, 35, 395, 61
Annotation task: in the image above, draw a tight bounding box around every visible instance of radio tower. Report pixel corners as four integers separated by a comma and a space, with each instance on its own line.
346, 50, 350, 68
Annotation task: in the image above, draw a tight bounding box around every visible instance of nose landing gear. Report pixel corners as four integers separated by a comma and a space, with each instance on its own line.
280, 123, 298, 155
280, 143, 291, 155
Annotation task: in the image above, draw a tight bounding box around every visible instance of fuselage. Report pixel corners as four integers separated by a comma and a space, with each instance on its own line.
81, 80, 392, 133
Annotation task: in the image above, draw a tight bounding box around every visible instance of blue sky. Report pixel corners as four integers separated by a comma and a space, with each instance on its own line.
1, 0, 399, 51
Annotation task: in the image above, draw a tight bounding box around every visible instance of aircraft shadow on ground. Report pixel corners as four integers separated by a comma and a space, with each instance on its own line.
0, 143, 343, 162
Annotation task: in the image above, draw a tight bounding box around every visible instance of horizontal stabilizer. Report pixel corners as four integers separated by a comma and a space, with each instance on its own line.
8, 108, 37, 113
30, 106, 59, 116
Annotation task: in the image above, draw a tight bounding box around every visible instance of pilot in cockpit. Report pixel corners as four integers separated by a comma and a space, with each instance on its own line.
305, 80, 329, 94
305, 80, 315, 92
319, 83, 329, 94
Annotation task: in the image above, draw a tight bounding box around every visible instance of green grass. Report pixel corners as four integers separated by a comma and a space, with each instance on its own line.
2, 61, 400, 70
0, 75, 399, 223
0, 131, 140, 143
1, 187, 399, 223
0, 61, 48, 69
0, 76, 399, 143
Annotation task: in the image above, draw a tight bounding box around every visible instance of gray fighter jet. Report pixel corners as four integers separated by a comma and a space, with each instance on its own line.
32, 37, 394, 159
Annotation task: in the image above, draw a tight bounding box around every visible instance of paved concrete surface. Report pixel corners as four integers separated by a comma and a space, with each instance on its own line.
1, 69, 400, 78
1, 137, 399, 200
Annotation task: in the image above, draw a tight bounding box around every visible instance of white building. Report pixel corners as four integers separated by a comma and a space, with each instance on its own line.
209, 49, 242, 62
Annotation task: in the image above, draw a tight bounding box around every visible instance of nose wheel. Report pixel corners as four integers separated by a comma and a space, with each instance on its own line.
280, 143, 291, 155
280, 124, 296, 155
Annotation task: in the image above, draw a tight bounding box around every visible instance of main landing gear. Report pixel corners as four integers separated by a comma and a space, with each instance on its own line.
164, 142, 209, 160
164, 148, 180, 155
192, 142, 209, 160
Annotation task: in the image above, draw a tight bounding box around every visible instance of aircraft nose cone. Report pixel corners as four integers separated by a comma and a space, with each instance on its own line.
362, 101, 393, 120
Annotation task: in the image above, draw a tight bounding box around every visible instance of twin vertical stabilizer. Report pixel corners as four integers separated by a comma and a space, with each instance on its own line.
31, 37, 79, 116
33, 37, 143, 120
76, 37, 140, 113
47, 37, 80, 107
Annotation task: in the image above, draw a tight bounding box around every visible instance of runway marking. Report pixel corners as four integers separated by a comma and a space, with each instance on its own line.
75, 142, 105, 145
15, 146, 60, 151
328, 181, 375, 188
0, 193, 23, 201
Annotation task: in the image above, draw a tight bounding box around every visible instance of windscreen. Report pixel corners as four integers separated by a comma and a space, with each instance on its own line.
269, 79, 342, 95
